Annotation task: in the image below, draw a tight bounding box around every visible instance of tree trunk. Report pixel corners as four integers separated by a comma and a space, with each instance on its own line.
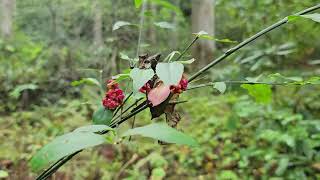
191, 0, 215, 66
0, 0, 15, 38
93, 0, 103, 47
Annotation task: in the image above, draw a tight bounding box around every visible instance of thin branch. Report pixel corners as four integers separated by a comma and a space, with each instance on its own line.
111, 97, 144, 123
173, 36, 199, 62
187, 81, 297, 91
188, 4, 320, 82
35, 4, 320, 179
113, 92, 133, 116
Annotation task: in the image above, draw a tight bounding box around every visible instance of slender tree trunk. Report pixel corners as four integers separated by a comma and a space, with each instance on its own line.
0, 0, 15, 39
191, 0, 215, 66
93, 0, 103, 47
147, 2, 157, 44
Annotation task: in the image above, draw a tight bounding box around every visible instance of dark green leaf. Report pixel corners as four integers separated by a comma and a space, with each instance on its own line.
122, 123, 198, 147
156, 62, 184, 86
30, 132, 106, 172
92, 106, 113, 125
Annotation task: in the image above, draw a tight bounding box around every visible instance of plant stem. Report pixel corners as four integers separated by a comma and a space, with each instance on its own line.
35, 4, 320, 179
111, 97, 144, 123
174, 36, 199, 62
187, 81, 297, 91
188, 4, 320, 82
113, 92, 133, 117
36, 103, 149, 180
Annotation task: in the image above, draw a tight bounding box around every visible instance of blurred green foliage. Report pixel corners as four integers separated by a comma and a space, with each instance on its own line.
1, 0, 320, 179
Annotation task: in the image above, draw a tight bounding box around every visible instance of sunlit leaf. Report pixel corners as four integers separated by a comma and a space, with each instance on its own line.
0, 170, 8, 178
71, 78, 101, 87
150, 0, 182, 15
134, 0, 143, 8
74, 125, 113, 133
122, 123, 198, 146
30, 132, 106, 172
154, 22, 175, 29
177, 58, 196, 64
113, 21, 136, 31
164, 51, 181, 62
156, 62, 184, 86
112, 73, 130, 82
213, 82, 227, 94
9, 84, 38, 98
288, 13, 320, 23
241, 84, 272, 104
275, 158, 289, 176
192, 31, 237, 43
269, 73, 302, 82
92, 106, 113, 125
130, 68, 154, 92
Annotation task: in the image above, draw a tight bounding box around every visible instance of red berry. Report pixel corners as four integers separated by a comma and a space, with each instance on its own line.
139, 82, 152, 94
170, 75, 188, 94
102, 79, 125, 110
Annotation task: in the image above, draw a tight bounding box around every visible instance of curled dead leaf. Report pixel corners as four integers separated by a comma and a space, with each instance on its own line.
148, 82, 170, 107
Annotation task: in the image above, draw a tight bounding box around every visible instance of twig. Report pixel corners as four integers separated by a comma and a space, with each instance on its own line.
35, 4, 320, 179
115, 154, 139, 180
188, 4, 320, 82
113, 92, 133, 116
187, 81, 295, 90
173, 36, 199, 62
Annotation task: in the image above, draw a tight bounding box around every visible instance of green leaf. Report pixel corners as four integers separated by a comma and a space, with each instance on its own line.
130, 68, 154, 92
288, 13, 320, 23
112, 21, 136, 31
74, 125, 113, 133
177, 58, 195, 64
218, 170, 238, 180
92, 106, 113, 125
119, 52, 138, 62
122, 123, 198, 147
112, 73, 130, 82
0, 170, 8, 178
71, 78, 101, 87
134, 0, 143, 8
275, 158, 289, 176
192, 31, 237, 43
156, 62, 184, 86
269, 73, 302, 82
164, 51, 181, 62
150, 0, 182, 15
30, 132, 106, 172
9, 84, 38, 98
241, 84, 272, 104
154, 22, 175, 29
213, 82, 227, 94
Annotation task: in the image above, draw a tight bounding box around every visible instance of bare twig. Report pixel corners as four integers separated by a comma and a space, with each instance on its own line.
35, 4, 320, 179
188, 4, 320, 82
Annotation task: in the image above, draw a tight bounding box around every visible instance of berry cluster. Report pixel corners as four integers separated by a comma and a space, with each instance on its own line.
170, 75, 188, 94
102, 80, 125, 110
139, 81, 152, 94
